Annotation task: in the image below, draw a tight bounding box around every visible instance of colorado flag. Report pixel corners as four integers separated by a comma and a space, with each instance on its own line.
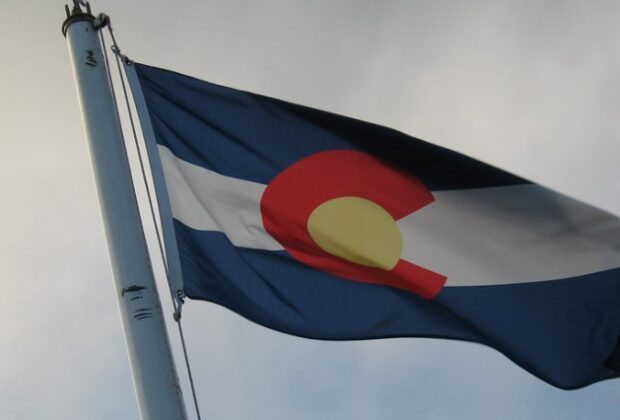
132, 63, 620, 389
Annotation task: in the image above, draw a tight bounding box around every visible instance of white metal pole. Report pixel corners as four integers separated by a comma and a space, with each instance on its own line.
62, 3, 188, 419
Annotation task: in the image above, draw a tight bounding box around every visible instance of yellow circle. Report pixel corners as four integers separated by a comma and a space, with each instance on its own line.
307, 197, 402, 270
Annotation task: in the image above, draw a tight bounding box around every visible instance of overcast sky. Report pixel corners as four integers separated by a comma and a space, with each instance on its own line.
1, 1, 619, 419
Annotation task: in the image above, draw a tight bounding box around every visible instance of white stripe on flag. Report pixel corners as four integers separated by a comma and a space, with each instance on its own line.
159, 145, 620, 287
401, 185, 620, 286
159, 145, 282, 250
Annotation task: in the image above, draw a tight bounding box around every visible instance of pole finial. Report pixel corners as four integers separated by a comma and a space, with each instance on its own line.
72, 0, 90, 13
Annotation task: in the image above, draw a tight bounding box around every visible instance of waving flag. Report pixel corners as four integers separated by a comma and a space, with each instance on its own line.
131, 63, 620, 389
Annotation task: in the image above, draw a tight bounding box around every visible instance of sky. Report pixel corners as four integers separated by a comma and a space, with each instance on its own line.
1, 0, 620, 419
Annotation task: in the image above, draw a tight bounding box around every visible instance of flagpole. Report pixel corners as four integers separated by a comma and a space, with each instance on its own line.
62, 3, 188, 419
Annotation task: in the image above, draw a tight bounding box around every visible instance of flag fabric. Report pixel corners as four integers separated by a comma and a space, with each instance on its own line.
132, 63, 620, 389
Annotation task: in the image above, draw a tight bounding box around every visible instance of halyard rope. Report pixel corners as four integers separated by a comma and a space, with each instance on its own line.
99, 19, 203, 420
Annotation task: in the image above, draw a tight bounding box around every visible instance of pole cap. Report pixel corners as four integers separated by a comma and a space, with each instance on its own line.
62, 1, 95, 37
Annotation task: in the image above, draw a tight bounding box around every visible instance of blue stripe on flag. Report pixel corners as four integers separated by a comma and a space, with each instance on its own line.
135, 63, 528, 190
176, 222, 620, 389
